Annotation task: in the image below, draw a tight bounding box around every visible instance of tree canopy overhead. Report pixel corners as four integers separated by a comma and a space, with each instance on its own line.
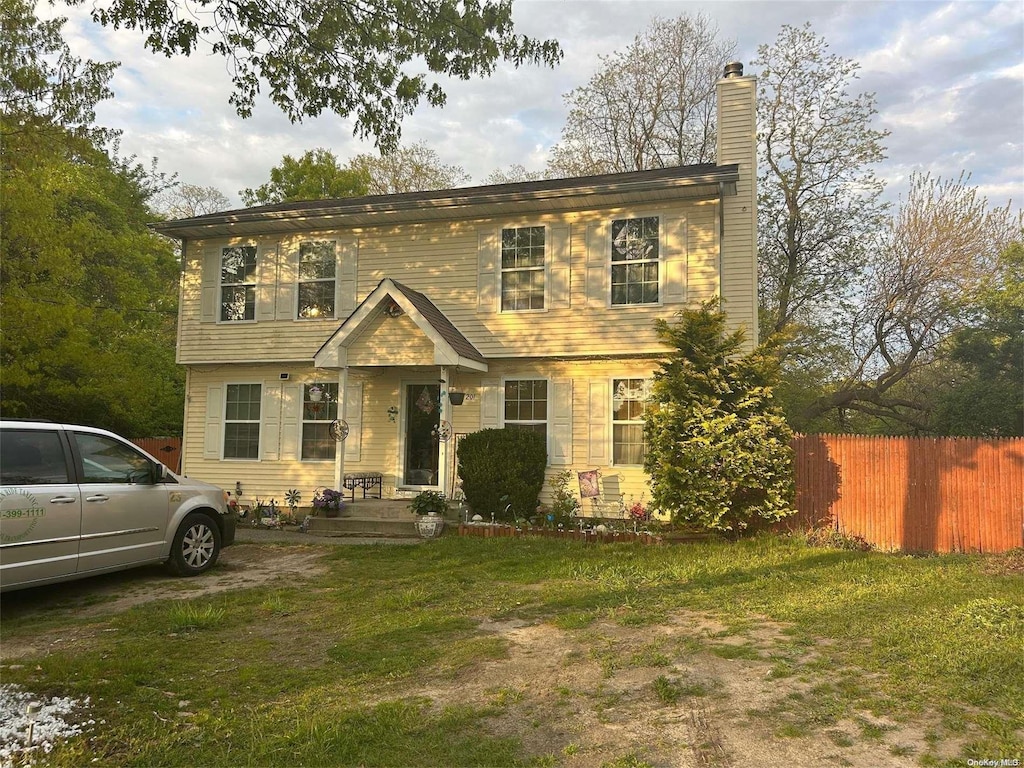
64, 0, 562, 151
240, 148, 370, 207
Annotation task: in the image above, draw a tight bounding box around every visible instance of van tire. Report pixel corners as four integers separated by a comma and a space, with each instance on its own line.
168, 512, 222, 576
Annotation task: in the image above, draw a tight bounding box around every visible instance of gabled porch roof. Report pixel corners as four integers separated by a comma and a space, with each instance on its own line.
313, 278, 488, 372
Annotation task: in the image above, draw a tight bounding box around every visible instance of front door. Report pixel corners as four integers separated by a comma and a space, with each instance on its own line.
403, 383, 441, 488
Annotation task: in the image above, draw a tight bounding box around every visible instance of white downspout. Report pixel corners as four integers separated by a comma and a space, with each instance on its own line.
334, 366, 349, 491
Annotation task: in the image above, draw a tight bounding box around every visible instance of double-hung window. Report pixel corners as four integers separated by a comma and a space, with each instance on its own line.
504, 380, 547, 439
501, 226, 545, 311
224, 384, 261, 459
220, 245, 257, 321
302, 383, 339, 460
612, 378, 649, 465
611, 217, 659, 305
298, 241, 336, 319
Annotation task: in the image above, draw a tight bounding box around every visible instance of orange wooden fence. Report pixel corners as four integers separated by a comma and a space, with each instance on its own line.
788, 434, 1023, 553
131, 437, 182, 473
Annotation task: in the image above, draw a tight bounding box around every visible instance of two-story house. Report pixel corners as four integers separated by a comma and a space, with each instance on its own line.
153, 64, 757, 513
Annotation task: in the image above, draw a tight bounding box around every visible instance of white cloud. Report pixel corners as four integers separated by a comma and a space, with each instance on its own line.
35, 0, 1022, 211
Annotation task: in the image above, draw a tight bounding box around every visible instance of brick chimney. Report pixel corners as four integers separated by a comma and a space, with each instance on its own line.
716, 62, 758, 347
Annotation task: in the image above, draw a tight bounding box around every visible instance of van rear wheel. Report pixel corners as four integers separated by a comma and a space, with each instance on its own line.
169, 513, 222, 576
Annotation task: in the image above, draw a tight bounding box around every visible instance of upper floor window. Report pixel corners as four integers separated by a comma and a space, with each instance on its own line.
501, 226, 545, 311
612, 378, 650, 465
224, 384, 261, 459
220, 245, 257, 321
504, 379, 547, 439
298, 241, 336, 319
611, 217, 659, 305
302, 382, 339, 460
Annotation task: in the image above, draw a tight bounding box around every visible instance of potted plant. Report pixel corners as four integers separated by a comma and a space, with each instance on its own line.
410, 490, 449, 538
312, 487, 345, 518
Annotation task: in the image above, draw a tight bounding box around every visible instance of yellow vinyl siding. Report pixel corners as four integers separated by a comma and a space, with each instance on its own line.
176, 200, 728, 364
346, 312, 435, 366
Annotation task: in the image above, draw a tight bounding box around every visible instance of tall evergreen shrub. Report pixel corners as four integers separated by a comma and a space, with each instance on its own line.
457, 428, 547, 521
644, 302, 795, 532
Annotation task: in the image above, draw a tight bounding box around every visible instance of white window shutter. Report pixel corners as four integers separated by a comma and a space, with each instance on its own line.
548, 225, 570, 309
477, 229, 498, 313
585, 222, 608, 308
344, 381, 363, 462
337, 240, 358, 316
550, 379, 573, 465
204, 385, 224, 459
256, 241, 277, 322
480, 379, 499, 428
260, 383, 281, 460
276, 243, 298, 320
662, 216, 687, 304
201, 245, 219, 323
280, 384, 301, 460
588, 379, 609, 464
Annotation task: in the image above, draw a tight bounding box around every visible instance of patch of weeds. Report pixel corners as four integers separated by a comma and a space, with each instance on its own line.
528, 754, 558, 767
826, 729, 854, 747
709, 643, 760, 660
552, 611, 597, 630
889, 744, 915, 756
652, 675, 683, 705
766, 660, 796, 679
775, 723, 809, 738
562, 742, 580, 756
490, 687, 525, 708
601, 754, 654, 768
258, 593, 289, 615
629, 644, 671, 668
855, 716, 895, 741
167, 601, 226, 633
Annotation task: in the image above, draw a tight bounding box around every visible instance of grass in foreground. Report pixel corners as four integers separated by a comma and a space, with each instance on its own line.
0, 535, 1021, 766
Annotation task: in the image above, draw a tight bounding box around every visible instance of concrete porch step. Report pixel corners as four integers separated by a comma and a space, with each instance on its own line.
305, 516, 419, 538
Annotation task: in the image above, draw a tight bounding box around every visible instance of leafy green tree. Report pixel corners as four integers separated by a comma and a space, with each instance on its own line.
346, 141, 470, 194
1, 1, 183, 436
240, 148, 369, 206
644, 303, 795, 533
63, 0, 562, 151
932, 241, 1024, 436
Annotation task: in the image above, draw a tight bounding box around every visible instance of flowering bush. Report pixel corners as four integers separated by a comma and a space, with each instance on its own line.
628, 500, 650, 522
311, 487, 345, 514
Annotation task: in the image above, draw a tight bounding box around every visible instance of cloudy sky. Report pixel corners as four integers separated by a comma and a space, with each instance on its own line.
47, 0, 1023, 210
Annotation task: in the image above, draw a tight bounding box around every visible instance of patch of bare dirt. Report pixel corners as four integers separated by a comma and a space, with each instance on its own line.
0, 543, 328, 659
406, 614, 928, 768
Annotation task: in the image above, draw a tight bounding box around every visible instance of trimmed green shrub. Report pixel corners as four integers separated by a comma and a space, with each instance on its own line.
644, 302, 795, 532
457, 428, 546, 521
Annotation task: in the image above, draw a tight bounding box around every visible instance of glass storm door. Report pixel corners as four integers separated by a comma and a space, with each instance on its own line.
403, 384, 440, 487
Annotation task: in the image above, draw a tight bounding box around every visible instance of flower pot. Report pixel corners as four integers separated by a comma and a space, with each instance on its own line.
325, 507, 341, 518
416, 512, 445, 539
448, 391, 465, 406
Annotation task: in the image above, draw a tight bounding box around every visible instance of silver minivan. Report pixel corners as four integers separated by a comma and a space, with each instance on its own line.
0, 421, 236, 592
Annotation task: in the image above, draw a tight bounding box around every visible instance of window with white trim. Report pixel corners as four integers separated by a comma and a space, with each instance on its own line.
611, 217, 659, 305
504, 380, 547, 438
220, 245, 257, 321
612, 378, 649, 465
224, 384, 261, 459
302, 382, 339, 460
501, 226, 545, 311
297, 240, 336, 319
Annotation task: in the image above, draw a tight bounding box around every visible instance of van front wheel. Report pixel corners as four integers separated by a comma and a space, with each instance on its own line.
169, 513, 222, 576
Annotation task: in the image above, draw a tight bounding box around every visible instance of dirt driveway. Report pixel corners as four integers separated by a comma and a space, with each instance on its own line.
0, 533, 938, 767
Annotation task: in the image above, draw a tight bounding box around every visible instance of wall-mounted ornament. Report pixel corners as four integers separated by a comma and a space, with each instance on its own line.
387, 406, 399, 422
383, 298, 404, 317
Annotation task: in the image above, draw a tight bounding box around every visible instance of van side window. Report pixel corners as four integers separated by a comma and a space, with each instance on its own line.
74, 433, 153, 484
0, 430, 70, 485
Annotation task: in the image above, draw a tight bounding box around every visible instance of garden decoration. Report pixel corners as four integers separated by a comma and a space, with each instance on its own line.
312, 487, 345, 517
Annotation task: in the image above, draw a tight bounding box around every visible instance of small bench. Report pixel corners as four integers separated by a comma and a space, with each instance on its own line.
343, 472, 383, 501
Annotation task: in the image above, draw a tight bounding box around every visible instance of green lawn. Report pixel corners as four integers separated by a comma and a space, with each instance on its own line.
1, 535, 1021, 767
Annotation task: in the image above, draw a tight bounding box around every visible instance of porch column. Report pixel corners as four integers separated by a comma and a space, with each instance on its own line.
334, 366, 349, 491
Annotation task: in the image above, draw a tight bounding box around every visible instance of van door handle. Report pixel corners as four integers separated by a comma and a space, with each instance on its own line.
49, 496, 78, 504
86, 494, 110, 503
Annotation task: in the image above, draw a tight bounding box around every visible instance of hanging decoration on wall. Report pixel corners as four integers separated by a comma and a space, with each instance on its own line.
432, 421, 453, 442
415, 387, 436, 414
383, 297, 405, 317
329, 419, 350, 442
